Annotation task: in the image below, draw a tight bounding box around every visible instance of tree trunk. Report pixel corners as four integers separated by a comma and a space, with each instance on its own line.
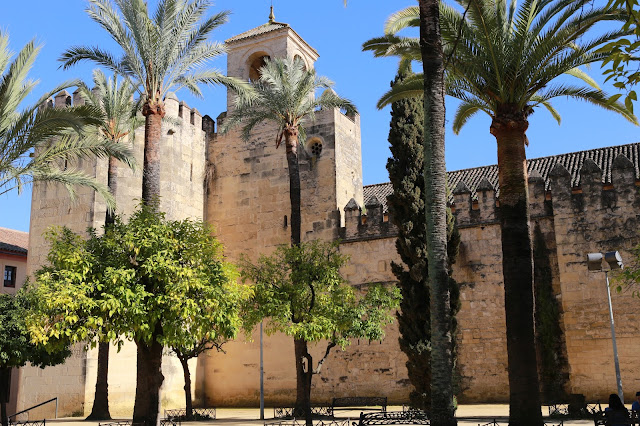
87, 154, 119, 421
284, 126, 301, 247
178, 355, 193, 419
86, 342, 111, 420
293, 338, 313, 426
0, 367, 10, 426
491, 116, 543, 426
418, 1, 456, 426
142, 102, 165, 207
133, 325, 164, 426
105, 156, 118, 224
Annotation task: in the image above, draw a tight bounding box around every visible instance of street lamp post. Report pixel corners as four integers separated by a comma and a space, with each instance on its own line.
260, 321, 264, 420
587, 251, 624, 403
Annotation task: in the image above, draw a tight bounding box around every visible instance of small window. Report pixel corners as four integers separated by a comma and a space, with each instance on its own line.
4, 266, 17, 288
249, 54, 270, 81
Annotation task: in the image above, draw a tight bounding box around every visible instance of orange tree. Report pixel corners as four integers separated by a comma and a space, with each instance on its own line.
240, 241, 400, 426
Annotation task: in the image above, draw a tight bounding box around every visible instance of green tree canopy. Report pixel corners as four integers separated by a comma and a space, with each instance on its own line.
240, 241, 400, 426
26, 205, 249, 423
0, 293, 70, 426
77, 68, 143, 420
0, 31, 134, 209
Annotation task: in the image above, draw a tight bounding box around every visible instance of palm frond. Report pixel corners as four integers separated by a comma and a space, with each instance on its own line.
376, 74, 425, 109
452, 99, 491, 134
384, 6, 420, 35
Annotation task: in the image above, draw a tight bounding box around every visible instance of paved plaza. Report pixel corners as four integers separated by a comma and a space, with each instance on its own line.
39, 405, 596, 426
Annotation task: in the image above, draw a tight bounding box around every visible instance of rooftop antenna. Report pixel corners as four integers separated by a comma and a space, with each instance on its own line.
268, 1, 275, 23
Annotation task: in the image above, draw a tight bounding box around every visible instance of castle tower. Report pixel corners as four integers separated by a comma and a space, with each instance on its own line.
207, 11, 363, 258
202, 12, 363, 406
22, 90, 213, 417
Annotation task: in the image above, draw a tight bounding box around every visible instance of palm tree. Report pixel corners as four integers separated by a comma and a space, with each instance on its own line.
221, 56, 356, 247
79, 69, 142, 421
366, 1, 636, 425
59, 2, 251, 423
0, 32, 133, 210
220, 56, 355, 425
364, 4, 457, 425
60, 0, 251, 206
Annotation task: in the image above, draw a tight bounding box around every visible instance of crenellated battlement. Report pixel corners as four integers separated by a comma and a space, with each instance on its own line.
340, 149, 640, 239
45, 90, 216, 135
340, 196, 397, 242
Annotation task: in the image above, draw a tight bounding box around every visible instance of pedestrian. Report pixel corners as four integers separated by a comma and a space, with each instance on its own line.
631, 392, 640, 413
605, 394, 630, 426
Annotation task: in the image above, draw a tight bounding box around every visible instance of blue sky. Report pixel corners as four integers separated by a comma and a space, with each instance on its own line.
1, 0, 638, 232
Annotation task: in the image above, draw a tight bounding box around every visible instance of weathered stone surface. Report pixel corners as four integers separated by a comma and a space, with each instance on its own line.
23, 17, 640, 415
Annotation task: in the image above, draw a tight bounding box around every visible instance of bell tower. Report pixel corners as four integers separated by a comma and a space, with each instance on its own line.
202, 11, 364, 406
225, 7, 319, 82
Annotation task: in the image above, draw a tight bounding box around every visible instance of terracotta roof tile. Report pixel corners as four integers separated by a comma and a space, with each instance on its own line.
226, 22, 289, 44
0, 227, 28, 255
364, 142, 640, 213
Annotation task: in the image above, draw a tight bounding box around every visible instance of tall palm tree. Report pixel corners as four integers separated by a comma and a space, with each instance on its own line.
366, 1, 636, 425
416, 2, 457, 425
220, 56, 355, 425
0, 32, 133, 210
59, 2, 251, 423
79, 69, 142, 421
60, 0, 251, 206
221, 56, 356, 247
364, 4, 457, 425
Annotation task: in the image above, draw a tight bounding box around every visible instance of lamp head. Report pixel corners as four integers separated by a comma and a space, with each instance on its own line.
587, 253, 604, 271
605, 251, 624, 270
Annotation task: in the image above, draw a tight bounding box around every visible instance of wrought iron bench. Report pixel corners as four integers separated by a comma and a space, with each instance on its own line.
273, 406, 333, 419
164, 408, 216, 420
9, 421, 46, 426
331, 397, 387, 414
99, 418, 179, 426
265, 419, 351, 426
353, 410, 429, 426
479, 420, 563, 426
592, 410, 640, 426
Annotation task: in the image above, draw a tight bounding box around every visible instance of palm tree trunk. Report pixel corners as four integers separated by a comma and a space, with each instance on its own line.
133, 323, 164, 426
285, 127, 308, 424
491, 116, 543, 426
293, 338, 313, 426
87, 155, 118, 421
86, 342, 111, 420
418, 1, 456, 426
0, 367, 10, 426
284, 127, 301, 247
135, 101, 166, 426
178, 355, 193, 419
142, 102, 165, 207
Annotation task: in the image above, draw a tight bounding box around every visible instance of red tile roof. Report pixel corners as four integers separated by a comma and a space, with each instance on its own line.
0, 227, 28, 256
364, 142, 640, 213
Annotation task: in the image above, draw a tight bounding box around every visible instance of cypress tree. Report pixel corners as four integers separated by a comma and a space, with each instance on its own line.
386, 69, 461, 411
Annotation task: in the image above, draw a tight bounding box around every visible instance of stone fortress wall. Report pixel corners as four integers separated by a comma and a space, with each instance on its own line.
21, 14, 640, 418
21, 88, 211, 418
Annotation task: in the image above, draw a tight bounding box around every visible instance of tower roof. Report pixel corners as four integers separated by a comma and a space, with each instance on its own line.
225, 17, 319, 59
225, 21, 290, 44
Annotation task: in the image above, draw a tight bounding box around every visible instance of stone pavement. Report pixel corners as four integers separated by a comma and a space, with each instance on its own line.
37, 405, 597, 426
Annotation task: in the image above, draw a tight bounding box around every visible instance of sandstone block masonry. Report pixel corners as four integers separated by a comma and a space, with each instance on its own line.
22, 89, 212, 417
23, 13, 640, 415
